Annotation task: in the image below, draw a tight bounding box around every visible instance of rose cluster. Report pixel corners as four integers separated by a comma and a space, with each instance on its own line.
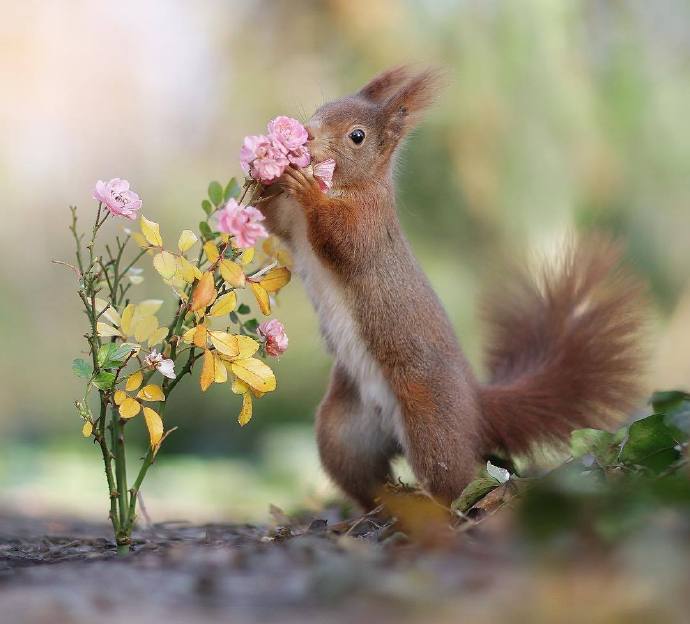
240, 116, 310, 185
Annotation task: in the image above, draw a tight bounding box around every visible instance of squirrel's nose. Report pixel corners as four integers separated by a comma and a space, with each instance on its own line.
305, 125, 315, 141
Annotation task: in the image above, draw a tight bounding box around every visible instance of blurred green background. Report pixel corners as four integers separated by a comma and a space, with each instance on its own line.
1, 0, 689, 522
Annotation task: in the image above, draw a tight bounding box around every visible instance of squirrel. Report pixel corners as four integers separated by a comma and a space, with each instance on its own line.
259, 66, 646, 510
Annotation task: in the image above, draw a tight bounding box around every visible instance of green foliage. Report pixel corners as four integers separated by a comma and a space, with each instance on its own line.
92, 371, 116, 390
208, 180, 223, 206
514, 393, 689, 545
72, 358, 93, 379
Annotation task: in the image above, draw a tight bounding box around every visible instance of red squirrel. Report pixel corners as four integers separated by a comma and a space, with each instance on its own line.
260, 66, 646, 509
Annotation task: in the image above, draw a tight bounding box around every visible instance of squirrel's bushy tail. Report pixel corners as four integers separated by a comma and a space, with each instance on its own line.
478, 236, 647, 457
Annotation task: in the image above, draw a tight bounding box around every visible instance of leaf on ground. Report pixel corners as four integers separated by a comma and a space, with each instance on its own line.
452, 478, 499, 513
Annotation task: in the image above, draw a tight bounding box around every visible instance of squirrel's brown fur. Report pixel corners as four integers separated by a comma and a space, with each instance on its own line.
259, 67, 647, 509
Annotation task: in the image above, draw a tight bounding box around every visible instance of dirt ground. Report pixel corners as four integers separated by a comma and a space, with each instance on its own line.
1, 495, 689, 624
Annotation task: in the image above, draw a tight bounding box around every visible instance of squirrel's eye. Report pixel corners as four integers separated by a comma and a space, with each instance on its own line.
349, 129, 365, 145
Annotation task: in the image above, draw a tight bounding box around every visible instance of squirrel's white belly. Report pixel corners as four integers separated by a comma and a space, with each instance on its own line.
280, 200, 406, 448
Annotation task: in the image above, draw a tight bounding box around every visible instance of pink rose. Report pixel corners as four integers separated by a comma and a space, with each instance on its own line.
216, 199, 268, 248
287, 144, 311, 168
92, 178, 142, 220
239, 134, 289, 184
267, 116, 308, 152
257, 319, 288, 357
144, 348, 176, 379
313, 159, 336, 191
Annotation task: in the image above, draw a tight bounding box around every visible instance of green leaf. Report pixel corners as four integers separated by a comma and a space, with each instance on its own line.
451, 478, 498, 513
224, 178, 240, 201
651, 390, 690, 414
97, 342, 138, 369
201, 199, 213, 216
92, 371, 116, 390
243, 318, 259, 333
72, 358, 93, 379
97, 343, 117, 367
199, 221, 214, 241
208, 181, 223, 206
620, 414, 680, 472
237, 303, 250, 314
651, 389, 690, 438
570, 428, 617, 464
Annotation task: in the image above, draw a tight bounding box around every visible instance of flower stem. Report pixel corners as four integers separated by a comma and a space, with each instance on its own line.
96, 394, 119, 538
111, 405, 130, 552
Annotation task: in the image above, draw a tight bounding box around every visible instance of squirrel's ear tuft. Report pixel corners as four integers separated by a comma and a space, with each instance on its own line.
382, 68, 446, 136
357, 66, 413, 103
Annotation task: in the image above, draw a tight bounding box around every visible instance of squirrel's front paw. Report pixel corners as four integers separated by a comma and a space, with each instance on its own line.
279, 166, 321, 202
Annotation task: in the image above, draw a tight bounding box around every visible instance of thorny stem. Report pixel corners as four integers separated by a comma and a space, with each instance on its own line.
95, 395, 119, 537
111, 405, 129, 547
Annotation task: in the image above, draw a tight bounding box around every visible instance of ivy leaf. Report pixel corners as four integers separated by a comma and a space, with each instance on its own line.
208, 181, 223, 206
570, 428, 617, 465
243, 318, 259, 333
224, 178, 240, 201
92, 371, 116, 390
651, 390, 690, 438
619, 414, 680, 472
237, 303, 250, 315
72, 358, 93, 379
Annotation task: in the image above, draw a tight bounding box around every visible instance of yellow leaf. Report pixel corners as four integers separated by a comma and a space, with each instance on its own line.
136, 300, 164, 316
249, 282, 271, 315
153, 251, 177, 280
82, 421, 93, 437
176, 256, 197, 284
178, 229, 198, 253
238, 391, 252, 426
147, 326, 168, 347
277, 248, 293, 268
191, 325, 206, 349
200, 349, 215, 392
143, 407, 164, 448
230, 357, 276, 393
208, 330, 240, 357
213, 352, 228, 383
140, 216, 163, 247
259, 267, 291, 293
204, 241, 219, 264
132, 232, 148, 249
134, 315, 159, 343
238, 247, 255, 266
262, 236, 276, 257
125, 371, 143, 392
220, 259, 246, 288
182, 326, 196, 344
137, 384, 165, 402
190, 272, 217, 312
113, 390, 127, 405
119, 397, 141, 419
251, 388, 265, 399
236, 335, 259, 358
208, 331, 239, 356
94, 298, 121, 325
231, 378, 249, 394
120, 304, 135, 336
208, 291, 237, 317
96, 322, 122, 337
